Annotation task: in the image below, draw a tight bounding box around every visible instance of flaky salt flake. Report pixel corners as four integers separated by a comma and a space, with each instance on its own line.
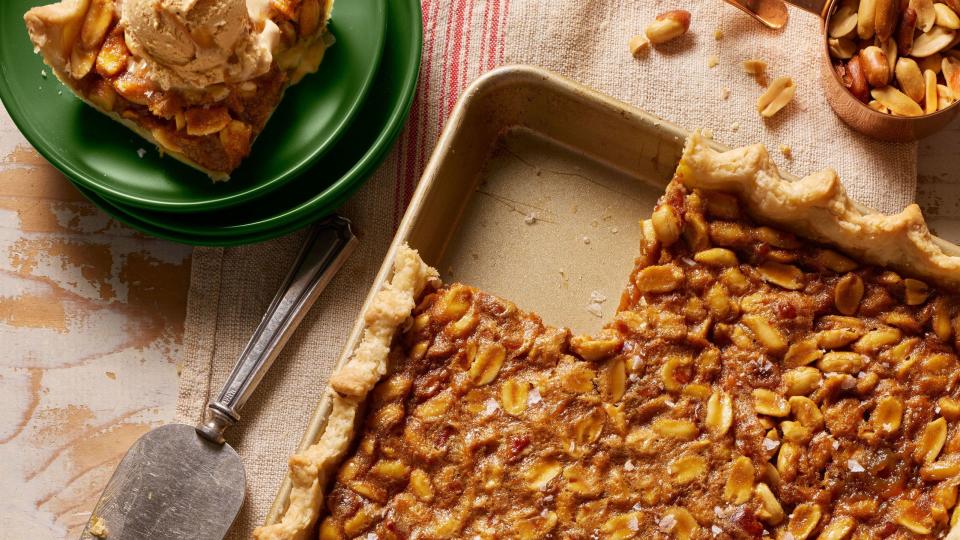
832, 439, 840, 450
137, 148, 147, 158
527, 387, 542, 406
847, 459, 865, 472
586, 290, 607, 318
628, 515, 639, 531
41, 69, 47, 78
665, 399, 677, 408
714, 506, 724, 518
762, 437, 780, 451
524, 213, 537, 225
712, 525, 723, 536
658, 514, 677, 532
783, 534, 796, 540
624, 459, 635, 471
484, 398, 499, 415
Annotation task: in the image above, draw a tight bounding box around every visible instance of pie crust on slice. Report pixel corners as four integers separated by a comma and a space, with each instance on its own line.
24, 0, 334, 180
258, 134, 960, 540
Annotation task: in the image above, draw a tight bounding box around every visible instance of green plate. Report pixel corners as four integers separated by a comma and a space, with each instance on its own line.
69, 0, 422, 246
0, 0, 385, 212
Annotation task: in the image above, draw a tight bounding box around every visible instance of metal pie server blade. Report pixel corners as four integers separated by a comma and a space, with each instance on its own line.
80, 216, 358, 540
80, 424, 244, 539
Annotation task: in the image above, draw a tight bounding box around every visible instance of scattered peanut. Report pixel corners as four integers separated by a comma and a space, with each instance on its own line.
743, 58, 769, 75
628, 34, 650, 58
645, 10, 691, 45
757, 77, 796, 117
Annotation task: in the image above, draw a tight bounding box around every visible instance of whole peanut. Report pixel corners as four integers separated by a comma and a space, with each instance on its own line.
860, 46, 892, 86
644, 10, 691, 45
875, 0, 899, 42
897, 7, 918, 54
858, 0, 878, 38
845, 55, 872, 101
895, 57, 926, 102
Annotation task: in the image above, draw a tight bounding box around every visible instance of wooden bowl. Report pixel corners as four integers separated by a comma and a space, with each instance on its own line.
722, 0, 960, 141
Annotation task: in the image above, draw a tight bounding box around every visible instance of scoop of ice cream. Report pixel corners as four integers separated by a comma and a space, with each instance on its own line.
121, 0, 278, 90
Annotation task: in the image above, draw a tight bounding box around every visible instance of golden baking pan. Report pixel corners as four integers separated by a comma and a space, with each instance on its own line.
264, 64, 960, 527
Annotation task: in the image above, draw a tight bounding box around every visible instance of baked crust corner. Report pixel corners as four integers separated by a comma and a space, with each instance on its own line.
677, 131, 960, 291
253, 245, 438, 540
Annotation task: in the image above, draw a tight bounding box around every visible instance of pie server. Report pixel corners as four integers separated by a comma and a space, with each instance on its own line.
79, 216, 358, 540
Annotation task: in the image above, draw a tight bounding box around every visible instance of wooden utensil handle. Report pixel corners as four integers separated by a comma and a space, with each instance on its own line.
196, 217, 358, 444
721, 0, 831, 29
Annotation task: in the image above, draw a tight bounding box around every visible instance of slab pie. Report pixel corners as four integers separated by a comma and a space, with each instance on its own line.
256, 134, 960, 540
24, 0, 334, 179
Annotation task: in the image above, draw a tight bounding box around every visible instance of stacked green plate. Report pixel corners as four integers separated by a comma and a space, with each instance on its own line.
0, 0, 422, 245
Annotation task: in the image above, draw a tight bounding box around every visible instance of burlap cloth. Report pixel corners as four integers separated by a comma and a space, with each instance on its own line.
175, 2, 918, 537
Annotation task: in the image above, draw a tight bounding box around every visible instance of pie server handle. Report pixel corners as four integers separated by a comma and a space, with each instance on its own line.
196, 217, 358, 444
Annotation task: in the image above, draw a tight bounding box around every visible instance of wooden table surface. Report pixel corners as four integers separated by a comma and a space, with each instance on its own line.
0, 105, 192, 538
2, 101, 959, 538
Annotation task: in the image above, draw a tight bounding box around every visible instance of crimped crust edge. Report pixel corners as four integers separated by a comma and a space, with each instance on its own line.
677, 132, 960, 292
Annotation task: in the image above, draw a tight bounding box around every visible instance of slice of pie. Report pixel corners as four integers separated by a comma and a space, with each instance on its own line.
256, 133, 960, 540
24, 0, 334, 180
